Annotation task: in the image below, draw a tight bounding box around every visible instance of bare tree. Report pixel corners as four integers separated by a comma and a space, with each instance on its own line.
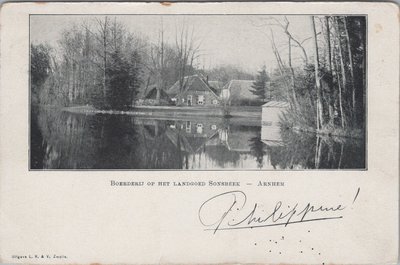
175, 20, 201, 92
251, 16, 313, 110
333, 16, 348, 127
343, 17, 356, 120
149, 18, 168, 103
325, 16, 335, 124
310, 16, 324, 130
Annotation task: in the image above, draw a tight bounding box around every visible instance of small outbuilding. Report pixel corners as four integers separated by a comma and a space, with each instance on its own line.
261, 101, 289, 146
261, 101, 289, 126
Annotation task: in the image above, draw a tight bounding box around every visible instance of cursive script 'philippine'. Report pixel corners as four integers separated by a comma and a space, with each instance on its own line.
198, 188, 360, 234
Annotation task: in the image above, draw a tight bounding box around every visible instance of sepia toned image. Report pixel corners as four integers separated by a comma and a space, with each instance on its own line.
30, 14, 366, 170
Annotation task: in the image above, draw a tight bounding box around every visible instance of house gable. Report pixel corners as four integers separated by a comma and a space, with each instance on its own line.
145, 87, 170, 100
167, 75, 221, 106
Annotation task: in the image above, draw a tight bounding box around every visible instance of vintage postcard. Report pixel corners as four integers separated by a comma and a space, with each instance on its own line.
0, 2, 398, 265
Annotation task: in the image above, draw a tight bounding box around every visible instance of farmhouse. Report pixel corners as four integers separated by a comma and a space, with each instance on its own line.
166, 75, 221, 107
221, 80, 262, 106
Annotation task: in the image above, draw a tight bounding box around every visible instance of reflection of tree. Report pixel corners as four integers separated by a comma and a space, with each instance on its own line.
249, 133, 266, 169
35, 110, 186, 169
30, 107, 47, 169
36, 108, 102, 169
205, 145, 240, 168
137, 122, 184, 169
31, 110, 365, 170
92, 115, 140, 169
264, 127, 365, 169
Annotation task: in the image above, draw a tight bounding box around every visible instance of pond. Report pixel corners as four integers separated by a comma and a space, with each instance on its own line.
30, 107, 365, 170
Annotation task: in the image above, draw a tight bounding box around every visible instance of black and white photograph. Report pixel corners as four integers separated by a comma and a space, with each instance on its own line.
2, 3, 398, 265
30, 14, 366, 170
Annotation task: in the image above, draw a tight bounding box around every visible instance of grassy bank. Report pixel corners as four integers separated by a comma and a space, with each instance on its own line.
290, 124, 364, 139
62, 105, 262, 120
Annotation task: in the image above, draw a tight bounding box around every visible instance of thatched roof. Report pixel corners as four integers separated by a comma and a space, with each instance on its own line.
144, 87, 170, 100
166, 75, 219, 98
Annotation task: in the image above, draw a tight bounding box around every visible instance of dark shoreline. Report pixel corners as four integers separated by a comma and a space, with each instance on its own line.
61, 104, 262, 119
37, 104, 364, 140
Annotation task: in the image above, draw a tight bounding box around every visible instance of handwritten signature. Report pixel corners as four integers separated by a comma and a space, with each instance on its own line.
198, 188, 360, 234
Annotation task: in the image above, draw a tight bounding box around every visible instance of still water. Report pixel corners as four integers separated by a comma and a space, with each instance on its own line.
31, 107, 365, 170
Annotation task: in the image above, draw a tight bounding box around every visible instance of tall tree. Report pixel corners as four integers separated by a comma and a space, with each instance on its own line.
31, 44, 52, 104
149, 18, 166, 103
251, 65, 269, 102
343, 17, 356, 121
325, 16, 335, 124
310, 16, 324, 130
97, 17, 109, 99
106, 49, 142, 110
175, 21, 201, 92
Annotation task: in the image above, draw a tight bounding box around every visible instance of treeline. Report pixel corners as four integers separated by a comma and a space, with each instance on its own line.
199, 64, 254, 85
30, 17, 200, 110
31, 16, 255, 110
262, 16, 366, 132
32, 18, 145, 110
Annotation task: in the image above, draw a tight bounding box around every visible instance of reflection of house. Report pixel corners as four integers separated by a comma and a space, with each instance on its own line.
166, 75, 221, 107
221, 80, 261, 106
261, 101, 289, 146
166, 119, 220, 153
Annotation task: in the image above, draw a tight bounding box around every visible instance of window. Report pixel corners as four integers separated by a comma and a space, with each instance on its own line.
198, 95, 204, 105
186, 121, 191, 133
187, 95, 192, 106
196, 123, 203, 134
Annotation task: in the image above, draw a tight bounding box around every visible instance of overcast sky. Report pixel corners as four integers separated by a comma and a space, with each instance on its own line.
30, 15, 314, 73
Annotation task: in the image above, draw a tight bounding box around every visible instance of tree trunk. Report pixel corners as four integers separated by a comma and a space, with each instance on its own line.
157, 18, 164, 102
314, 135, 322, 169
103, 17, 108, 99
325, 16, 335, 124
270, 29, 291, 105
310, 16, 324, 130
334, 56, 345, 128
335, 17, 348, 127
343, 17, 356, 123
288, 37, 299, 110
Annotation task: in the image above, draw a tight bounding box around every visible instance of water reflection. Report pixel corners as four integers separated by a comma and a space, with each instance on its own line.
30, 107, 365, 170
